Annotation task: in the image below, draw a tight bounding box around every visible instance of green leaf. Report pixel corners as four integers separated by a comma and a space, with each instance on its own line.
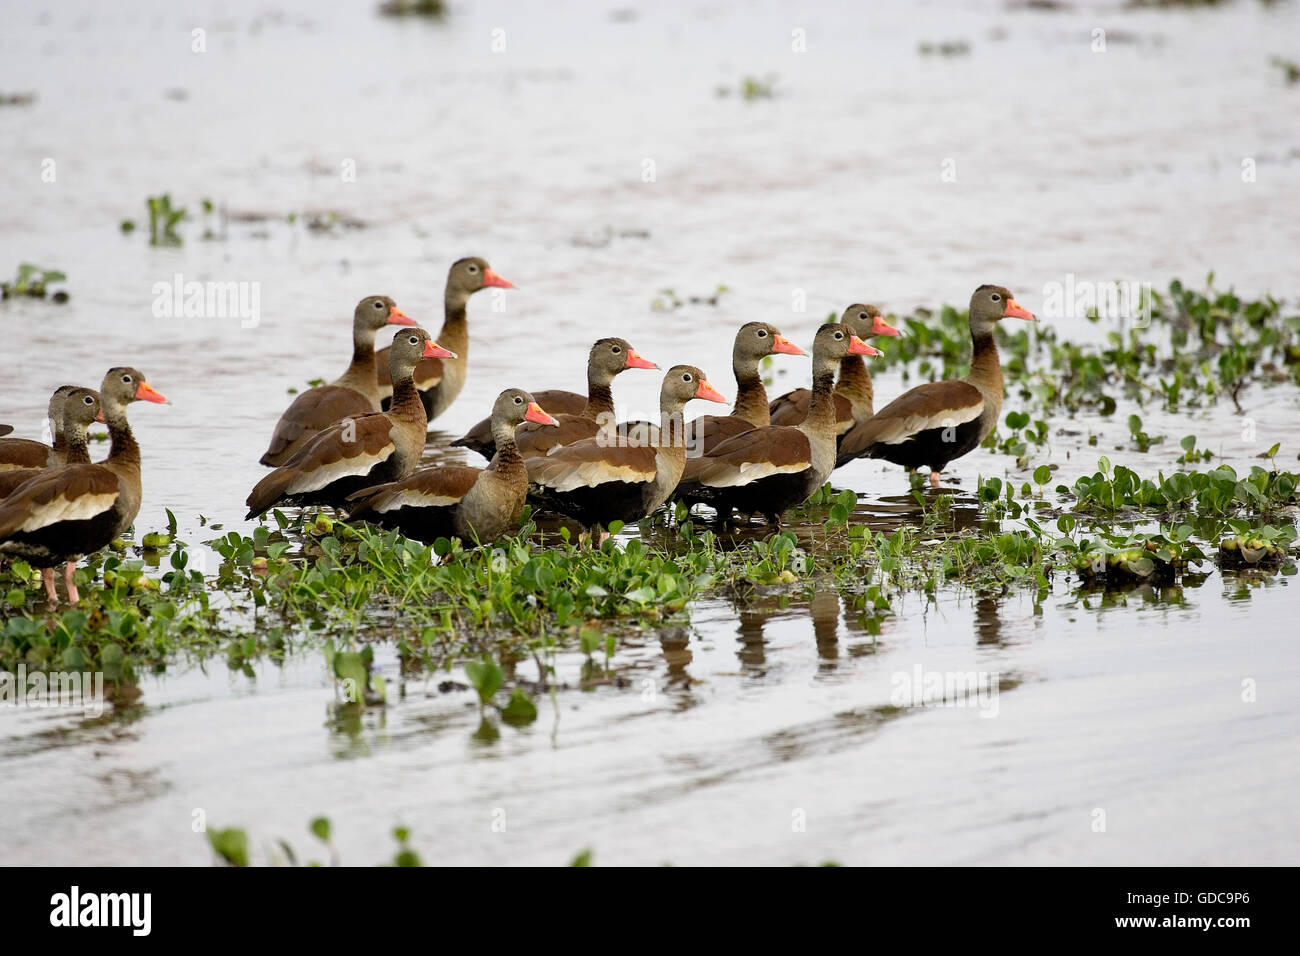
1033, 465, 1051, 485
208, 827, 250, 867
310, 817, 331, 843
464, 658, 504, 704
501, 688, 538, 725
570, 849, 593, 867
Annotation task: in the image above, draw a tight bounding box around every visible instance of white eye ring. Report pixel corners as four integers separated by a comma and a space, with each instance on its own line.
121, 375, 132, 383
681, 373, 692, 382
858, 312, 867, 319
84, 396, 94, 404
834, 331, 843, 339
991, 293, 1001, 301
514, 396, 523, 404
757, 329, 768, 337
373, 300, 384, 309
467, 263, 479, 273
408, 336, 418, 345
611, 345, 621, 352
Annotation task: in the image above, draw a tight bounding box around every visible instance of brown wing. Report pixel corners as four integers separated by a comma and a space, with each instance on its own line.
347, 464, 483, 518
516, 415, 598, 458
246, 413, 396, 516
261, 385, 375, 465
527, 439, 659, 492
768, 389, 852, 431
0, 464, 120, 538
526, 390, 588, 417
838, 380, 984, 459
0, 467, 44, 499
0, 437, 52, 471
681, 426, 812, 488
687, 414, 758, 457
375, 348, 445, 391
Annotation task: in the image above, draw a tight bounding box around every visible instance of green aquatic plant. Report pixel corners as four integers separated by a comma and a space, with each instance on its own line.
146, 193, 186, 245
1, 263, 68, 301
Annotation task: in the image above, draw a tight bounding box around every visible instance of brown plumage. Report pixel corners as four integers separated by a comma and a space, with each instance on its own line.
454, 338, 658, 460
259, 296, 415, 466
347, 389, 559, 543
835, 285, 1036, 484
677, 323, 878, 524
247, 328, 453, 518
374, 257, 514, 422
0, 385, 82, 472
768, 305, 901, 440
526, 366, 726, 534
0, 388, 103, 500
0, 370, 165, 608
685, 322, 805, 457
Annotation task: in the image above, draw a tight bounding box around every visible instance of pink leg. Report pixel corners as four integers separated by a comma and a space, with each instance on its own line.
929, 470, 941, 489
64, 561, 80, 605
42, 567, 58, 608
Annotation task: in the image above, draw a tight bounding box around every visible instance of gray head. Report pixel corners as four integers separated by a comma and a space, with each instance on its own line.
969, 285, 1036, 336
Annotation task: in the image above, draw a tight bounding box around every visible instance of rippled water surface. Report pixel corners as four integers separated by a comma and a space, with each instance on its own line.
1, 0, 1298, 865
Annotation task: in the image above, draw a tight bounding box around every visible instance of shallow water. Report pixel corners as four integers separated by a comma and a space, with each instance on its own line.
1, 0, 1299, 865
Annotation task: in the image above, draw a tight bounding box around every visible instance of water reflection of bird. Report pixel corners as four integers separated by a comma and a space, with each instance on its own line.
811, 587, 841, 663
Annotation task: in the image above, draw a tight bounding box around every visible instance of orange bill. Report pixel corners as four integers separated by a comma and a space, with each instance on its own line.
423, 341, 457, 359
387, 306, 416, 326
525, 402, 558, 426
1004, 299, 1036, 321
771, 333, 805, 355
871, 315, 903, 337
694, 379, 727, 403
848, 335, 883, 357
135, 381, 167, 403
482, 268, 515, 289
625, 348, 658, 370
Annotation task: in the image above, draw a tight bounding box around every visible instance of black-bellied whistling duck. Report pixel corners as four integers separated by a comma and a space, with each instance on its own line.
686, 322, 804, 457
0, 388, 104, 500
835, 285, 1036, 484
676, 323, 878, 525
0, 369, 166, 608
525, 366, 726, 537
768, 305, 901, 440
0, 384, 82, 471
374, 257, 514, 422
347, 389, 559, 543
246, 328, 454, 518
452, 338, 657, 460
259, 295, 416, 466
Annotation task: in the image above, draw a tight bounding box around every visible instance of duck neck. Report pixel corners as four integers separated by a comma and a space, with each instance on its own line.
62, 424, 92, 466
732, 359, 769, 427
801, 366, 839, 437
335, 324, 380, 394
104, 401, 140, 470
489, 417, 525, 474
658, 400, 688, 459
582, 377, 615, 422
388, 363, 427, 427
438, 289, 471, 363
967, 328, 1003, 397
836, 354, 875, 418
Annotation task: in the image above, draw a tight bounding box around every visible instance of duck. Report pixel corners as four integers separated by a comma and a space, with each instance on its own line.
246, 328, 453, 518
0, 369, 166, 608
451, 338, 657, 460
0, 388, 104, 500
259, 295, 416, 466
0, 384, 83, 471
525, 366, 726, 537
347, 389, 559, 543
676, 323, 878, 525
686, 321, 805, 457
834, 285, 1036, 484
374, 257, 513, 422
767, 304, 901, 442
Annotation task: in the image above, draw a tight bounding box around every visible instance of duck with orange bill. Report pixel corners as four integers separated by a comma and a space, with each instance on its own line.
0, 369, 166, 609
348, 389, 558, 544
246, 328, 455, 518
259, 295, 416, 467
374, 257, 514, 422
676, 323, 880, 525
525, 366, 726, 539
835, 285, 1036, 484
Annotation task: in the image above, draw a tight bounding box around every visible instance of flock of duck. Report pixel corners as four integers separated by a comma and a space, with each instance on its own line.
0, 255, 1036, 608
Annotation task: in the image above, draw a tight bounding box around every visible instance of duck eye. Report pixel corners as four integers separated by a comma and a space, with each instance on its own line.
514, 396, 523, 404
121, 374, 132, 383
858, 312, 867, 319
84, 396, 94, 404
756, 329, 767, 337
611, 345, 621, 353
834, 331, 843, 339
408, 336, 418, 345
682, 373, 692, 382
991, 293, 1001, 301
467, 263, 479, 273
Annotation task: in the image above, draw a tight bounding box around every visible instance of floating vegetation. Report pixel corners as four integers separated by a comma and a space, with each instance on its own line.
144, 193, 186, 246
0, 263, 68, 302
1272, 56, 1300, 86
651, 285, 730, 311
377, 0, 446, 17
0, 91, 36, 107
918, 40, 971, 57
716, 76, 777, 100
